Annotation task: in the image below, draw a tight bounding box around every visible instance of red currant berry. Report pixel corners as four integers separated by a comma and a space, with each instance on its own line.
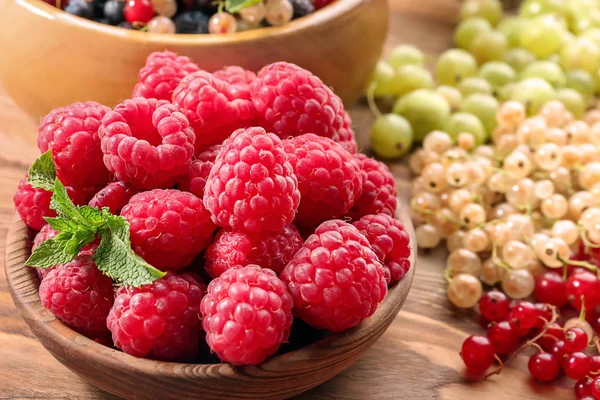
461, 335, 495, 373
537, 322, 565, 351
575, 377, 594, 398
564, 327, 589, 353
124, 0, 155, 23
533, 303, 553, 331
535, 272, 568, 307
479, 290, 510, 322
592, 376, 600, 399
564, 352, 592, 380
487, 321, 520, 355
590, 355, 600, 373
566, 272, 600, 310
509, 301, 538, 336
550, 340, 569, 367
528, 352, 560, 382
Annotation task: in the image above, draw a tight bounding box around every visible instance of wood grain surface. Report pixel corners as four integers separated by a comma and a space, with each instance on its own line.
0, 0, 575, 399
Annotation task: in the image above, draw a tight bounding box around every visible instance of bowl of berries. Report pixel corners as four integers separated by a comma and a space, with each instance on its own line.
0, 0, 388, 120
5, 57, 414, 399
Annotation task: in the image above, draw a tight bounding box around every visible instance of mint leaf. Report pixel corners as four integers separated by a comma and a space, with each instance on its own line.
44, 217, 80, 232
94, 214, 165, 287
225, 0, 263, 12
26, 232, 78, 267
78, 206, 107, 228
27, 150, 56, 191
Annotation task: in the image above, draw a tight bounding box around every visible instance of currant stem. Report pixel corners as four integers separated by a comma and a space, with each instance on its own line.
444, 268, 453, 284
492, 244, 512, 272
366, 83, 382, 119
578, 225, 600, 248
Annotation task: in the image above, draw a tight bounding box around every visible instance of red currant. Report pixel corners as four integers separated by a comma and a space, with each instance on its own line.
124, 0, 155, 24
479, 290, 510, 322
590, 355, 600, 373
566, 272, 600, 310
528, 352, 560, 382
575, 377, 594, 397
564, 327, 589, 353
461, 335, 495, 373
592, 376, 600, 399
533, 303, 553, 331
534, 272, 568, 307
537, 322, 565, 351
550, 340, 569, 367
564, 352, 592, 380
487, 321, 520, 355
509, 301, 538, 336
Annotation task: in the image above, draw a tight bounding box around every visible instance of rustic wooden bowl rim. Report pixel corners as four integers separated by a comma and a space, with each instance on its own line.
19, 0, 365, 44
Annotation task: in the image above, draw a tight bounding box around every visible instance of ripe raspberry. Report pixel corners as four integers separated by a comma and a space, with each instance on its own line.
204, 127, 300, 232
283, 134, 362, 227
14, 176, 89, 230
280, 220, 387, 332
39, 257, 114, 337
38, 101, 111, 189
99, 97, 195, 190
346, 154, 397, 220
172, 71, 256, 152
121, 189, 216, 271
205, 224, 303, 278
178, 144, 221, 198
250, 62, 345, 140
336, 111, 358, 154
32, 224, 59, 280
200, 265, 293, 365
353, 214, 411, 285
89, 181, 137, 215
212, 66, 256, 89
107, 273, 204, 361
132, 51, 200, 101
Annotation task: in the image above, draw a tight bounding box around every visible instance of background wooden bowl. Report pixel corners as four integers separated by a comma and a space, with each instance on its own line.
4, 207, 415, 400
0, 0, 388, 120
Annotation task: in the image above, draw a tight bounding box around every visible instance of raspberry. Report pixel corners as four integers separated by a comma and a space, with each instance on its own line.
172, 71, 256, 152
39, 257, 114, 337
32, 224, 59, 280
107, 273, 204, 361
280, 220, 387, 332
205, 224, 303, 278
212, 66, 256, 89
178, 144, 221, 198
204, 127, 300, 232
14, 176, 89, 230
99, 97, 195, 189
250, 62, 346, 140
38, 101, 111, 189
346, 154, 397, 220
336, 111, 358, 154
353, 214, 411, 285
132, 51, 200, 101
89, 181, 137, 215
121, 189, 216, 271
200, 265, 294, 365
283, 134, 363, 227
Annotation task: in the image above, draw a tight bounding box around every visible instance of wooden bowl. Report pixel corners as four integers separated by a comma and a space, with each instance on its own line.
0, 0, 388, 120
4, 208, 415, 400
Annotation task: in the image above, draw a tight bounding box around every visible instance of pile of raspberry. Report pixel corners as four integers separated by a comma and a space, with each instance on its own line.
14, 51, 411, 365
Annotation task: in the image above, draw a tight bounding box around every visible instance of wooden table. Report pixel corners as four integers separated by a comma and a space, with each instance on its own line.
0, 1, 575, 399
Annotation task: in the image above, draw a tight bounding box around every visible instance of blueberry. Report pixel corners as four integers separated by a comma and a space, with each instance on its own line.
65, 0, 93, 19
104, 0, 125, 25
290, 0, 314, 17
174, 11, 210, 34
92, 0, 108, 18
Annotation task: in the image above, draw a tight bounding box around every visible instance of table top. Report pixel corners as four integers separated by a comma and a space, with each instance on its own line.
0, 1, 574, 399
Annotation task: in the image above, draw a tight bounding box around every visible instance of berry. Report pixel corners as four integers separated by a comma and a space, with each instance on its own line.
132, 51, 200, 101
203, 127, 300, 232
104, 0, 125, 24
593, 377, 600, 399
107, 273, 204, 361
39, 257, 114, 337
290, 0, 314, 17
508, 301, 538, 336
99, 97, 195, 189
32, 225, 59, 280
264, 0, 293, 26
352, 214, 411, 285
370, 114, 414, 159
178, 144, 221, 198
172, 71, 256, 151
280, 220, 387, 332
575, 377, 594, 398
200, 265, 293, 365
174, 11, 210, 33
461, 335, 495, 373
487, 320, 519, 355
528, 352, 560, 382
534, 271, 568, 307
212, 66, 256, 89
336, 111, 358, 154
124, 0, 155, 24
346, 154, 397, 220
205, 224, 303, 278
564, 352, 592, 380
250, 62, 346, 141
313, 0, 332, 9
121, 189, 216, 271
208, 12, 237, 33
14, 177, 88, 230
550, 340, 569, 366
283, 134, 363, 227
564, 327, 589, 353
566, 272, 600, 310
89, 181, 137, 215
537, 322, 564, 351
38, 101, 111, 189
65, 0, 93, 18
479, 290, 510, 322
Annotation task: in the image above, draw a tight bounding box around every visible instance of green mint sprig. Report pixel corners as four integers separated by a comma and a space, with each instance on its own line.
224, 0, 263, 13
25, 153, 165, 287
